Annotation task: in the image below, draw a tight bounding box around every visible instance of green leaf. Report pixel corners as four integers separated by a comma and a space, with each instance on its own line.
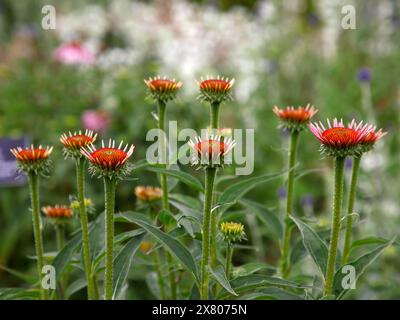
118, 211, 199, 283
209, 265, 237, 296
240, 199, 283, 239
0, 265, 37, 284
65, 278, 87, 298
290, 216, 328, 278
240, 287, 304, 300
218, 171, 285, 212
113, 233, 146, 299
147, 167, 204, 192
217, 274, 308, 299
53, 231, 82, 280
333, 237, 396, 299
232, 262, 276, 279
0, 288, 40, 300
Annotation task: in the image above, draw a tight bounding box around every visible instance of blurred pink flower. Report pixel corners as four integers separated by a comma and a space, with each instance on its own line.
54, 41, 95, 65
81, 110, 111, 133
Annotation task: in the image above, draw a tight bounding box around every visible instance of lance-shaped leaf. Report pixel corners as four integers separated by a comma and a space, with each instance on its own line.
146, 167, 204, 192
209, 265, 237, 296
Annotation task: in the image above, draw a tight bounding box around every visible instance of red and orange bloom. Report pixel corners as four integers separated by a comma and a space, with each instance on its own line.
134, 186, 163, 202
273, 104, 318, 132
197, 76, 235, 104
309, 118, 374, 157
144, 76, 182, 103
349, 120, 386, 153
42, 205, 73, 219
188, 134, 236, 168
81, 139, 135, 179
60, 129, 97, 159
10, 145, 53, 174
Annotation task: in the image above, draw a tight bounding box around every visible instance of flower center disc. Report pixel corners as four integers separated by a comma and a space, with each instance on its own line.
150, 79, 175, 91
92, 148, 127, 166
200, 79, 230, 91
322, 128, 357, 145
66, 135, 93, 147
195, 140, 225, 157
18, 149, 48, 161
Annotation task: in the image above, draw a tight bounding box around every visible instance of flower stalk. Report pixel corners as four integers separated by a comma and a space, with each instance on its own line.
280, 130, 299, 277
104, 177, 117, 300
200, 167, 217, 300
209, 101, 220, 270
324, 156, 345, 296
342, 156, 361, 264
76, 158, 95, 300
225, 243, 233, 279
27, 172, 48, 300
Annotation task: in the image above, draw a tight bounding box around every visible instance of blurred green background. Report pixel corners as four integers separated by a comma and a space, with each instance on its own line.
0, 0, 399, 299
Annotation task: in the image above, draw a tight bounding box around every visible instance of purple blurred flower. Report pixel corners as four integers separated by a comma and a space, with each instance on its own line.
307, 13, 319, 27
278, 186, 287, 200
54, 41, 95, 65
301, 195, 314, 208
81, 109, 111, 133
345, 157, 353, 171
357, 67, 372, 83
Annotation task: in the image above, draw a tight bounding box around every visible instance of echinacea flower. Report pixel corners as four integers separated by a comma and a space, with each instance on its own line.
349, 120, 386, 153
42, 205, 73, 219
134, 186, 163, 202
188, 135, 235, 168
81, 109, 111, 133
357, 67, 372, 83
309, 118, 374, 157
60, 130, 97, 159
144, 76, 182, 103
139, 241, 153, 254
219, 221, 246, 243
54, 41, 95, 65
10, 145, 53, 174
197, 76, 235, 104
273, 104, 318, 132
81, 139, 134, 179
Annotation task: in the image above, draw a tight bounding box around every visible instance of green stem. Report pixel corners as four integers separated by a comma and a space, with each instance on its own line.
104, 177, 117, 300
157, 100, 169, 211
27, 172, 47, 300
55, 224, 66, 300
76, 159, 95, 300
280, 130, 299, 277
324, 156, 345, 296
200, 167, 217, 300
157, 99, 177, 299
55, 224, 65, 251
342, 156, 361, 264
225, 244, 233, 279
210, 102, 220, 271
152, 250, 166, 300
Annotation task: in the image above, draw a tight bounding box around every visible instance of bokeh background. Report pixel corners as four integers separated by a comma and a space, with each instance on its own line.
0, 0, 399, 299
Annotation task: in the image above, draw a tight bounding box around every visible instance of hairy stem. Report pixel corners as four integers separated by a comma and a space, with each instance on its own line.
324, 156, 345, 296
104, 177, 117, 300
157, 99, 177, 299
342, 156, 361, 264
152, 249, 166, 300
76, 159, 95, 300
225, 244, 233, 279
210, 101, 220, 271
280, 130, 299, 277
200, 167, 217, 300
28, 172, 47, 300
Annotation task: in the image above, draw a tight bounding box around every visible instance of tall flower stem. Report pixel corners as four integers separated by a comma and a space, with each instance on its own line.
209, 101, 220, 270
104, 177, 117, 300
152, 249, 166, 300
342, 156, 361, 264
280, 130, 299, 277
27, 172, 48, 300
225, 243, 233, 279
76, 159, 95, 300
324, 156, 345, 296
55, 224, 66, 299
157, 100, 177, 299
200, 167, 217, 300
